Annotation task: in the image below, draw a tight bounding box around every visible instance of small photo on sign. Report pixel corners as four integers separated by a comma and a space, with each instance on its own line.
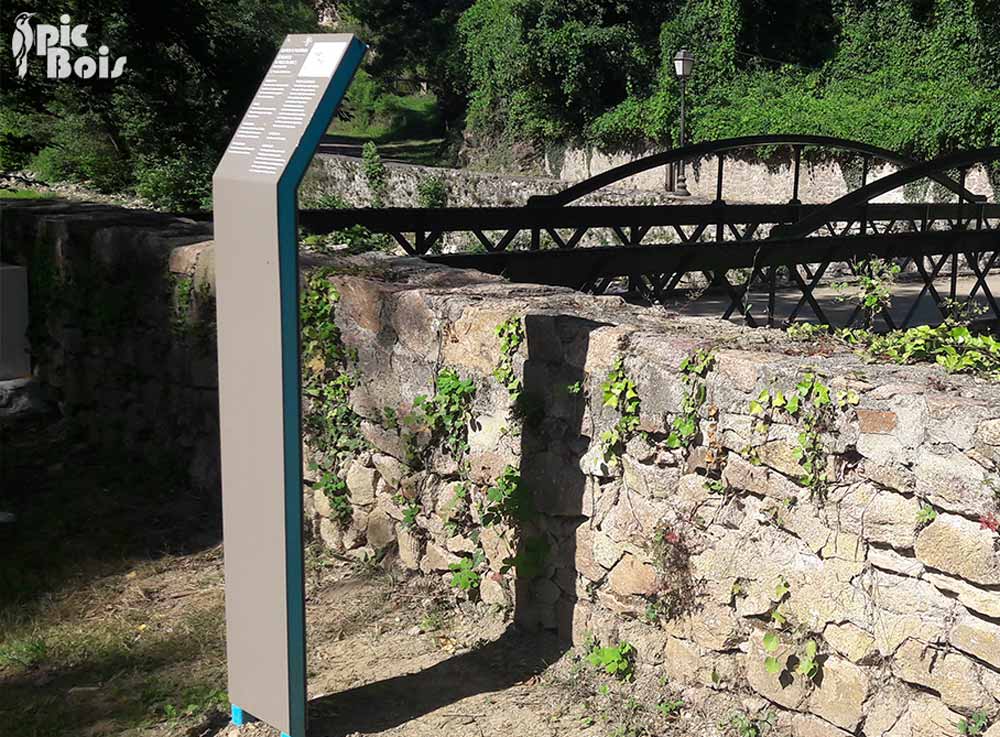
298, 42, 348, 78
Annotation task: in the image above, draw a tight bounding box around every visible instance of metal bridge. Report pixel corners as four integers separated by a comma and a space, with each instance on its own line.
300, 136, 1000, 330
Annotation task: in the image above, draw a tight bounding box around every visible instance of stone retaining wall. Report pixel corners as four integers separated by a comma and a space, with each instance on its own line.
322, 254, 1000, 737
545, 143, 999, 204
0, 200, 219, 491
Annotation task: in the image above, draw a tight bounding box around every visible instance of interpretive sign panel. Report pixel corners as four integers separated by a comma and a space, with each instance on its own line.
212, 33, 365, 737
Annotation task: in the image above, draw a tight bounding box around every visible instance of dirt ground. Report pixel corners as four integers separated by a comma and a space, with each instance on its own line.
2, 414, 745, 737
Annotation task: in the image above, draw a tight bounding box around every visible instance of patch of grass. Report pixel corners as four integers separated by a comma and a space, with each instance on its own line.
0, 187, 53, 199
0, 416, 225, 737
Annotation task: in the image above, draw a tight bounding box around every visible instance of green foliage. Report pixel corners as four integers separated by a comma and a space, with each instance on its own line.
656, 699, 684, 719
453, 0, 1000, 162
361, 141, 388, 206
726, 709, 776, 737
300, 268, 366, 500
481, 465, 534, 526
493, 316, 525, 399
600, 356, 641, 465
916, 504, 938, 527
750, 372, 859, 501
0, 637, 47, 668
300, 192, 394, 254
2, 0, 318, 209
832, 259, 902, 328
318, 473, 352, 527
416, 175, 448, 209
413, 368, 477, 459
956, 711, 990, 736
401, 500, 421, 528
587, 640, 635, 680
449, 551, 485, 591
666, 349, 714, 449
501, 535, 549, 579
843, 323, 1000, 379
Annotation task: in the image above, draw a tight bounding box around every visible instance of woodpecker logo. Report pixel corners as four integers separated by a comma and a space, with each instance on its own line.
11, 13, 126, 80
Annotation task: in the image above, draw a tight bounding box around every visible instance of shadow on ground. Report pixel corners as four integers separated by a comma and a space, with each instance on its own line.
307, 627, 564, 735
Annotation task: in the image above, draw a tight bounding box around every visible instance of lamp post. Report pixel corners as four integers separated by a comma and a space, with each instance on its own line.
672, 49, 694, 196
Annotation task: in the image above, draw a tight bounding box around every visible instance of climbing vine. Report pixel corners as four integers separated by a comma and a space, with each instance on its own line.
300, 267, 366, 525
666, 349, 715, 449
600, 356, 641, 465
749, 371, 859, 501
493, 316, 525, 400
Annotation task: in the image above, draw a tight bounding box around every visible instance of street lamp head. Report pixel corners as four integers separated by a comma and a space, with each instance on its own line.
673, 49, 695, 79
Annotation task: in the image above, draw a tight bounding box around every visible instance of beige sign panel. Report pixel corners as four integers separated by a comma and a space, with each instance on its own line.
212, 33, 365, 737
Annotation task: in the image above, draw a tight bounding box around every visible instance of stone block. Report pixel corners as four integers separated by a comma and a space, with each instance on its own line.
806, 655, 869, 731
950, 613, 1000, 670
608, 554, 657, 597
823, 622, 875, 664
837, 483, 920, 548
892, 639, 991, 713
914, 451, 992, 515
915, 513, 1000, 585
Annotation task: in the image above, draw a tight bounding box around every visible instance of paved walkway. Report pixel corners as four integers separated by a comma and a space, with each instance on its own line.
668, 273, 1000, 327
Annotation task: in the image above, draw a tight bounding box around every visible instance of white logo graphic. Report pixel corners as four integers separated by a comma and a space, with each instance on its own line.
10, 13, 126, 79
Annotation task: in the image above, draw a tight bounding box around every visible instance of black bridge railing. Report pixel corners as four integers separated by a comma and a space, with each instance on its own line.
299, 139, 1000, 330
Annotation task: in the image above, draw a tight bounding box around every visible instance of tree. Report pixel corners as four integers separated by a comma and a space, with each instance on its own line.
1, 0, 318, 209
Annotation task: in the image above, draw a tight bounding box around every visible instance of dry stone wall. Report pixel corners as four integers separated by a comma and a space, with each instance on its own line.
0, 200, 219, 491
320, 254, 1000, 737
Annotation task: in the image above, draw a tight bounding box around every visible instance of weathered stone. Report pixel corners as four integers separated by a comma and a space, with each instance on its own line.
420, 542, 459, 573
313, 487, 333, 519
857, 409, 898, 434
859, 459, 916, 493
868, 546, 924, 577
396, 525, 422, 570
806, 655, 869, 731
861, 682, 909, 737
574, 526, 606, 582
608, 554, 657, 597
893, 639, 991, 712
591, 529, 623, 570
791, 714, 852, 737
480, 573, 511, 607
950, 613, 1000, 670
923, 571, 1000, 619
622, 456, 681, 499
524, 449, 592, 516
823, 622, 875, 664
915, 513, 1000, 585
838, 483, 920, 548
659, 636, 705, 686
360, 420, 407, 460
744, 630, 809, 710
319, 518, 344, 553
365, 508, 396, 550
601, 487, 668, 544
865, 569, 955, 655
914, 451, 991, 514
884, 694, 965, 737
371, 453, 407, 490
445, 534, 477, 554
722, 453, 799, 500
346, 460, 378, 506
757, 439, 806, 478
479, 525, 514, 572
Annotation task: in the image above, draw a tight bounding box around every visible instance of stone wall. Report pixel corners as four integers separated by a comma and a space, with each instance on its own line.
0, 200, 220, 491
321, 254, 1000, 737
545, 143, 999, 204
301, 153, 685, 208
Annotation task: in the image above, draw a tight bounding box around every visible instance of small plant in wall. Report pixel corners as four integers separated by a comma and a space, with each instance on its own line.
412, 368, 476, 459
916, 504, 938, 528
493, 316, 525, 400
748, 371, 859, 502
666, 349, 715, 450
480, 465, 534, 526
725, 709, 776, 737
449, 551, 485, 593
318, 471, 352, 527
956, 711, 990, 736
601, 356, 641, 465
587, 640, 635, 680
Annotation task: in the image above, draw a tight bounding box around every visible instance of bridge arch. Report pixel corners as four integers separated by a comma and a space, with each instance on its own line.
527, 134, 983, 208
771, 146, 1000, 240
